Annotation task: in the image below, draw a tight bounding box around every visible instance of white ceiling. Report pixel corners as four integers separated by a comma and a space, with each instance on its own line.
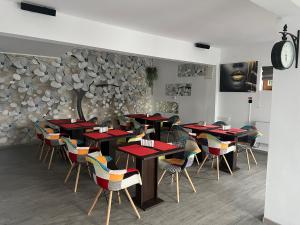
16, 0, 281, 47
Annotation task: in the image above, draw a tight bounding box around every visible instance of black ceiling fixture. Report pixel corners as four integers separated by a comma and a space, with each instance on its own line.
20, 2, 56, 16
194, 42, 210, 49
271, 24, 299, 70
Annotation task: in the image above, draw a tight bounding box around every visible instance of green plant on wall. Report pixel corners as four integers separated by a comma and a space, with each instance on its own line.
146, 66, 158, 93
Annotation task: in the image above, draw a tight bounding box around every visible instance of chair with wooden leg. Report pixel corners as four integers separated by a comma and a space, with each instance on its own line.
86, 152, 142, 225
237, 125, 261, 170
62, 137, 99, 192
42, 132, 66, 170
34, 121, 55, 160
197, 133, 236, 181
158, 139, 198, 203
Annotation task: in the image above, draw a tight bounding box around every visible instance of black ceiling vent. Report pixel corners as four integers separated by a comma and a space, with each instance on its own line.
20, 2, 56, 16
194, 42, 210, 49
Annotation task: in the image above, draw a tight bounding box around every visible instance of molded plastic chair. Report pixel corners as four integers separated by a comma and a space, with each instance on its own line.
62, 137, 99, 192
86, 152, 142, 225
35, 122, 66, 169
197, 133, 236, 180
237, 125, 261, 170
34, 121, 54, 160
158, 139, 199, 203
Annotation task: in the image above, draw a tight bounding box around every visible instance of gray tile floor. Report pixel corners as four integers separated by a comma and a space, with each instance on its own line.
0, 143, 267, 225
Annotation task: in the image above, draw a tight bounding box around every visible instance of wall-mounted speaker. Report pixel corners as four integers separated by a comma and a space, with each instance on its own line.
194, 42, 210, 49
20, 2, 56, 16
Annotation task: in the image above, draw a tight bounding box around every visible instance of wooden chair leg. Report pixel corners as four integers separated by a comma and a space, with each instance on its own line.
132, 156, 135, 163
195, 155, 200, 166
176, 172, 179, 203
125, 154, 129, 169
64, 162, 76, 183
43, 146, 50, 163
246, 149, 251, 171
249, 149, 258, 165
74, 163, 81, 193
88, 188, 103, 216
216, 156, 220, 181
171, 174, 174, 183
158, 170, 166, 185
211, 156, 215, 168
39, 141, 45, 160
184, 169, 196, 193
115, 155, 121, 165
48, 147, 55, 170
197, 155, 208, 174
124, 188, 140, 219
86, 162, 92, 178
117, 191, 121, 205
106, 191, 113, 225
222, 155, 233, 175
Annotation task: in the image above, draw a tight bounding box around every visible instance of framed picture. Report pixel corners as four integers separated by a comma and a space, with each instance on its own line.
220, 61, 258, 92
165, 83, 192, 96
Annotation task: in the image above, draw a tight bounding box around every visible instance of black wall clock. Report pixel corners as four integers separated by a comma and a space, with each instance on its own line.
271, 24, 299, 70
271, 41, 295, 70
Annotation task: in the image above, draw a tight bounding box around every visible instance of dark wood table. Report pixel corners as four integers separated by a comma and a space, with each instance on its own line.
118, 141, 184, 211
126, 114, 169, 141
83, 129, 134, 160
47, 120, 98, 141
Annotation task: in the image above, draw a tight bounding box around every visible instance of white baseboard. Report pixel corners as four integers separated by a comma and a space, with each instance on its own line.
263, 217, 281, 225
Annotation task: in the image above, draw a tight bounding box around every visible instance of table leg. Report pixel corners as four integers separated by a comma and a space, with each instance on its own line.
153, 122, 161, 141
134, 158, 163, 210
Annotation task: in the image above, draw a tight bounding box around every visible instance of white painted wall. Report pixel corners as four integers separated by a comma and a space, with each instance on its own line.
0, 1, 220, 65
264, 67, 300, 225
218, 42, 273, 134
153, 60, 217, 123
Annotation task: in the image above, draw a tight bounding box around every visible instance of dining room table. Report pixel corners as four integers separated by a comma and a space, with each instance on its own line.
47, 119, 98, 141
126, 114, 169, 141
117, 140, 184, 211
83, 129, 134, 160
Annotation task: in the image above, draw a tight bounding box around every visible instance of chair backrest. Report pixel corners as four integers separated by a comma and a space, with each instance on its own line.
152, 113, 162, 117
87, 152, 140, 190
118, 115, 130, 126
168, 125, 192, 147
181, 139, 200, 169
168, 115, 180, 125
198, 133, 229, 156
100, 119, 113, 129
240, 125, 261, 147
212, 121, 228, 126
62, 137, 88, 163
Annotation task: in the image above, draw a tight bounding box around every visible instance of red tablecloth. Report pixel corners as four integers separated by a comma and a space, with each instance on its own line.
210, 128, 247, 135
126, 114, 147, 118
153, 141, 177, 151
119, 144, 158, 157
83, 132, 112, 140
59, 123, 81, 129
106, 129, 129, 136
76, 122, 97, 128
48, 119, 71, 125
142, 116, 168, 121
184, 124, 219, 130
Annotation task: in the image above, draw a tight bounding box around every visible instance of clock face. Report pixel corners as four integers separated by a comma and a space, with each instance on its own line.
281, 41, 295, 69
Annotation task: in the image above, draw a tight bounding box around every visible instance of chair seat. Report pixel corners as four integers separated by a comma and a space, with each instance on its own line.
159, 158, 184, 173
95, 168, 141, 191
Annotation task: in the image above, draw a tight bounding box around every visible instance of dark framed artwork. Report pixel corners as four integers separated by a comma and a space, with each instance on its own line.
220, 61, 258, 92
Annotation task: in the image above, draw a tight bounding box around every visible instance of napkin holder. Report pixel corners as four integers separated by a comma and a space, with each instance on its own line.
140, 139, 154, 147
99, 127, 108, 133
222, 125, 231, 130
